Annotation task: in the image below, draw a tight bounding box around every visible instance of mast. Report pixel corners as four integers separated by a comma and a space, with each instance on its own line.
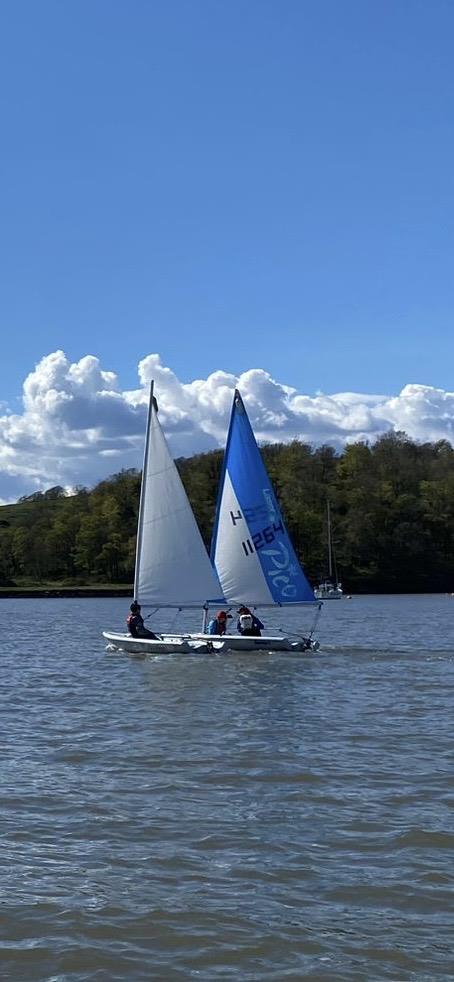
327, 500, 333, 580
134, 380, 154, 603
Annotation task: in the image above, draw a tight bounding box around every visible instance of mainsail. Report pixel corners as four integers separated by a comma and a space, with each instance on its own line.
134, 384, 223, 607
211, 390, 316, 606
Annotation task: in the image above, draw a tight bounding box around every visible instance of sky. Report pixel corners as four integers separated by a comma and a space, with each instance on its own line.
1, 0, 454, 501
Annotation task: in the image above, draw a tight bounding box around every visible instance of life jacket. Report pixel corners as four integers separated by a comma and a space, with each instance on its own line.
239, 613, 253, 632
127, 613, 139, 637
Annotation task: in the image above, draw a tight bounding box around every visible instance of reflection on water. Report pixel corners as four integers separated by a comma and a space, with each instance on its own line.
1, 595, 454, 980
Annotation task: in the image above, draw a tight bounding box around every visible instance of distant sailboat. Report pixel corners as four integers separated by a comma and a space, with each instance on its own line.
103, 383, 225, 655
314, 500, 343, 600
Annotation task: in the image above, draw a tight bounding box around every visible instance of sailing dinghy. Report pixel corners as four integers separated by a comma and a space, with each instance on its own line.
103, 383, 225, 656
184, 390, 322, 652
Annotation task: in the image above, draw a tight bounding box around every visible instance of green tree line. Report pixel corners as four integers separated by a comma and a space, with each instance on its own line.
1, 430, 454, 592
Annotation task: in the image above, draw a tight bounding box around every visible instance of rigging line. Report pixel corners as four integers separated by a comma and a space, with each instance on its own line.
168, 607, 182, 632
277, 603, 322, 643
144, 608, 159, 621
308, 602, 323, 639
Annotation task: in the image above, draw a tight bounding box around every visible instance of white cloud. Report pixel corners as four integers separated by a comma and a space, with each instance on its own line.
1, 349, 454, 502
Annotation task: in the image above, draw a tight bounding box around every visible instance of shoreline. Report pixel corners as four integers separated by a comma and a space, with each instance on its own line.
0, 587, 134, 599
0, 587, 451, 599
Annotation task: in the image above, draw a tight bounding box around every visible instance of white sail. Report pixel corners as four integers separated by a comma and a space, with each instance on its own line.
134, 385, 223, 607
211, 390, 317, 607
212, 468, 276, 604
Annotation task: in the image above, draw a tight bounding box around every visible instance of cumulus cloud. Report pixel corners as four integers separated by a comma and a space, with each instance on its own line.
1, 349, 454, 502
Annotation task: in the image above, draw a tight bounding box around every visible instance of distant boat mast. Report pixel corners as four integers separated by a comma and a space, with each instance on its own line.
327, 499, 333, 580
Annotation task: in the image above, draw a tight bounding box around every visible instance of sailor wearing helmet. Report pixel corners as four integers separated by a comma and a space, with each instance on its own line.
207, 610, 232, 636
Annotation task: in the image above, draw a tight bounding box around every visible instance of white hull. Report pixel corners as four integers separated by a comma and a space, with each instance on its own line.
162, 633, 319, 653
314, 591, 343, 600
103, 631, 319, 655
103, 632, 196, 655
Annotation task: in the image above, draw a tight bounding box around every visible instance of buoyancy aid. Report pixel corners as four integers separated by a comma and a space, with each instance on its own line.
127, 612, 140, 636
239, 613, 253, 632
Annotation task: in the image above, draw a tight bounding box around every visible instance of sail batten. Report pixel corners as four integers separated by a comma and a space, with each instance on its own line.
211, 389, 316, 606
134, 384, 224, 607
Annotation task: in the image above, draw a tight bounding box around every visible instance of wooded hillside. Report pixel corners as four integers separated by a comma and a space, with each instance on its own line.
1, 430, 454, 593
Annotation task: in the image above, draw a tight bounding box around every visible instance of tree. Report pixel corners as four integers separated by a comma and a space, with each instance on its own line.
3, 431, 454, 591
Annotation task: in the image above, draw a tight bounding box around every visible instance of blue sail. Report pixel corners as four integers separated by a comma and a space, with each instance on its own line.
211, 390, 316, 606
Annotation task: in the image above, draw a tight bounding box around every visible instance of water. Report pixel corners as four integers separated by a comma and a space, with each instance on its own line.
1, 595, 454, 981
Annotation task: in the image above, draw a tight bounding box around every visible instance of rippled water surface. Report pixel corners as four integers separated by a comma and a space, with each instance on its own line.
1, 595, 454, 980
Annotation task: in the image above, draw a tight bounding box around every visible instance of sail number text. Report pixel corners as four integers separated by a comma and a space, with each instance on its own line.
229, 508, 298, 598
230, 509, 285, 555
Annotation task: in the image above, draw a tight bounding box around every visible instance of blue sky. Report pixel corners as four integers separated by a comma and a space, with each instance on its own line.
1, 1, 454, 499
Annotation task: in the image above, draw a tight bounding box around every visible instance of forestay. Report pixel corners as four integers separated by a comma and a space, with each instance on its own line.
211, 390, 316, 606
134, 385, 224, 607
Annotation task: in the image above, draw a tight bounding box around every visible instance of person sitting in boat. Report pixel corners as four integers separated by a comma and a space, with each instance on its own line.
207, 610, 231, 635
127, 601, 159, 639
237, 606, 264, 637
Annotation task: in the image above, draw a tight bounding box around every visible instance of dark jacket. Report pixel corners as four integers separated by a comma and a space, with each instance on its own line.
237, 613, 265, 637
127, 612, 158, 639
127, 611, 144, 636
